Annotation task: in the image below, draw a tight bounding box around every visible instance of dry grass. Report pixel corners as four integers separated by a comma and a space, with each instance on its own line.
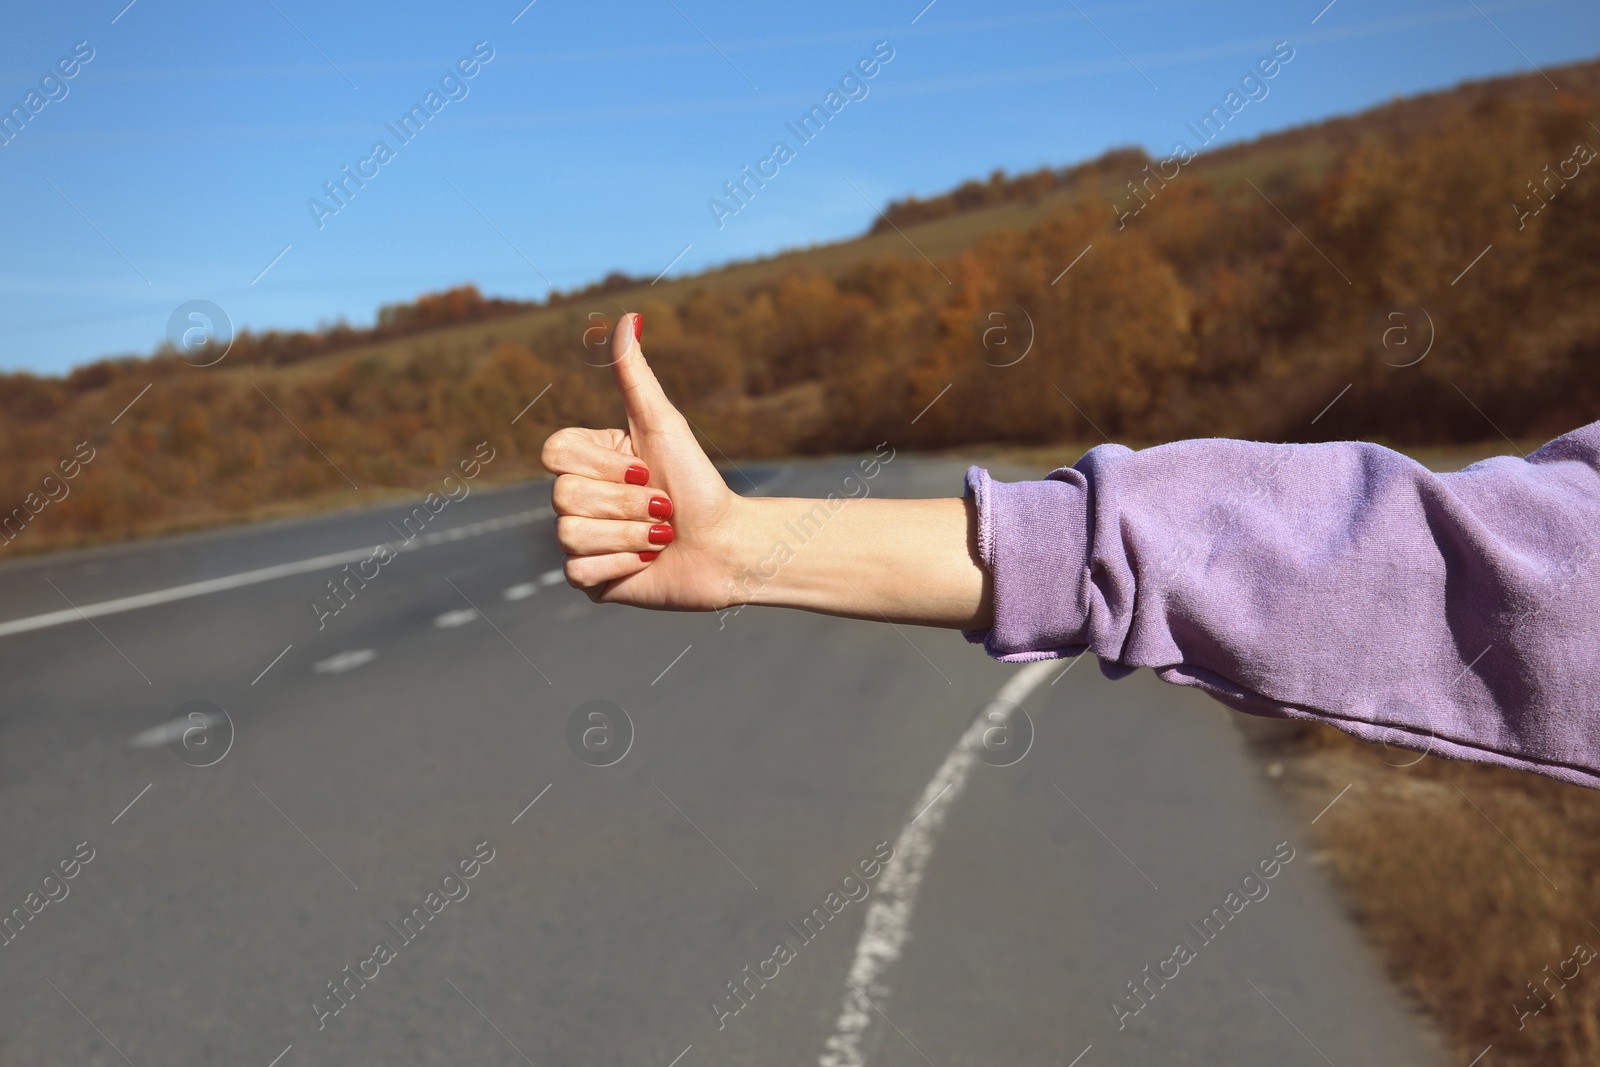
1241, 718, 1600, 1066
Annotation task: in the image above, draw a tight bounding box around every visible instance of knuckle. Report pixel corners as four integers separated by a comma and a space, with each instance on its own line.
551, 474, 576, 512
540, 428, 576, 472
555, 515, 580, 550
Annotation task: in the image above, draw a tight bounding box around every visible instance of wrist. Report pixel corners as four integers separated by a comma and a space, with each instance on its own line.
716, 496, 801, 609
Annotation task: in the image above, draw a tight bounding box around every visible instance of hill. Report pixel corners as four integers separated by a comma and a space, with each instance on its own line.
3, 56, 1599, 555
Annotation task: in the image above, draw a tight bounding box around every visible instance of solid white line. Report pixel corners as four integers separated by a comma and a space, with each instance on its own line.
0, 508, 552, 640
1066, 1043, 1093, 1067
112, 783, 152, 824
267, 1044, 293, 1067
909, 783, 950, 825
252, 643, 293, 685
665, 1044, 693, 1067
817, 659, 1057, 1067
1310, 0, 1340, 24
512, 783, 552, 824
1310, 782, 1353, 824
511, 0, 539, 24
1464, 1045, 1492, 1067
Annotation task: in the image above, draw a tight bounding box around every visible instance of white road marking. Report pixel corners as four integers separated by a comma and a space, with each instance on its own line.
266, 1044, 293, 1067
127, 712, 220, 749
434, 608, 480, 628
312, 649, 376, 674
502, 582, 538, 601
537, 567, 565, 586
817, 659, 1058, 1067
0, 507, 553, 641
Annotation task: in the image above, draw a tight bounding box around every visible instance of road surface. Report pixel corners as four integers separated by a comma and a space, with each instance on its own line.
0, 455, 1448, 1067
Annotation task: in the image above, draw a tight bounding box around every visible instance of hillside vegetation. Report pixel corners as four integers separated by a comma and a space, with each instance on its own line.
3, 58, 1599, 554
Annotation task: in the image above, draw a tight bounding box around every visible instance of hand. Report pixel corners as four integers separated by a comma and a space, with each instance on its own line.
542, 313, 742, 609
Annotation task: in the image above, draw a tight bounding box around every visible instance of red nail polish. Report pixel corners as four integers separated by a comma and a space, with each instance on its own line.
633, 314, 643, 342
648, 496, 673, 520
625, 465, 649, 486
639, 551, 659, 562
648, 524, 674, 545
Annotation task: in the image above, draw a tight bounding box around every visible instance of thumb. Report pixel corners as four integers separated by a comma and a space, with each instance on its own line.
610, 312, 680, 434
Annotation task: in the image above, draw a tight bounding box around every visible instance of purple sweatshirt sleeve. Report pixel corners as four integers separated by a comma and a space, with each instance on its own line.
964, 422, 1600, 788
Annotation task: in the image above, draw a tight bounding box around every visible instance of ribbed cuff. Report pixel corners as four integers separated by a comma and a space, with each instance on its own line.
962, 465, 1093, 662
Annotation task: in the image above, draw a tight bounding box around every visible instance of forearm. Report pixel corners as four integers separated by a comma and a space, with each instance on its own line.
969, 425, 1600, 786
723, 495, 993, 629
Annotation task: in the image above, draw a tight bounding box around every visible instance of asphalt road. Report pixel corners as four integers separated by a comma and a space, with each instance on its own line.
0, 455, 1449, 1067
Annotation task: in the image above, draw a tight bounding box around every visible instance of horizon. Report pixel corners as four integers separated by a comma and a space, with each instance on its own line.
1, 0, 1594, 376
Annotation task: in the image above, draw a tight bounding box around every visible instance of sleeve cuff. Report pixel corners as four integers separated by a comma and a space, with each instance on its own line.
962, 465, 1095, 662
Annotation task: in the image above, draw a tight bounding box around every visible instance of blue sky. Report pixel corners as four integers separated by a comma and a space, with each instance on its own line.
0, 0, 1594, 375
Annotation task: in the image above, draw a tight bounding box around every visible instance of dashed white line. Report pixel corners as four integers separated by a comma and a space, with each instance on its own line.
434, 608, 480, 628
537, 567, 565, 586
817, 659, 1057, 1067
502, 582, 538, 601
312, 649, 376, 674
0, 508, 553, 641
127, 713, 219, 749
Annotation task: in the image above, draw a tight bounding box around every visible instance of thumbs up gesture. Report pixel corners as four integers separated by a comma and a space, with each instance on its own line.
542, 313, 739, 608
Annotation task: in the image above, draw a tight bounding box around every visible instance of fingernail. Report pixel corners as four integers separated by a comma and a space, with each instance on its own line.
639, 551, 659, 562
648, 495, 673, 520
633, 314, 643, 343
625, 465, 649, 486
648, 524, 675, 545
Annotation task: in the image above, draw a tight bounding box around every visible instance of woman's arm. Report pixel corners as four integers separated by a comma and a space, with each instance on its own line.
719, 495, 991, 629
545, 313, 1600, 787
541, 312, 990, 626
